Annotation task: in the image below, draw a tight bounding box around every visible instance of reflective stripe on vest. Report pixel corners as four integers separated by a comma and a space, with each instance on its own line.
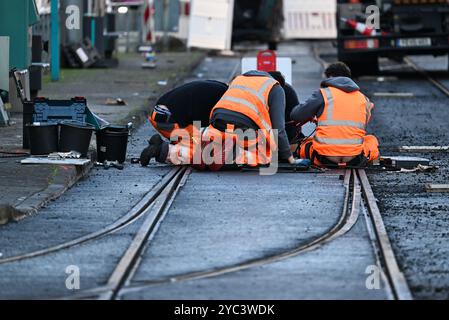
314, 136, 364, 145
217, 77, 276, 131
319, 87, 367, 131
228, 84, 267, 107
314, 87, 367, 146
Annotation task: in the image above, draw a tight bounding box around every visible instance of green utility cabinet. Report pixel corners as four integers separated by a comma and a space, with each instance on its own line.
0, 0, 40, 70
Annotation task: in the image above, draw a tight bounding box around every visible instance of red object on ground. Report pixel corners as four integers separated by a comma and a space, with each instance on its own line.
257, 50, 277, 72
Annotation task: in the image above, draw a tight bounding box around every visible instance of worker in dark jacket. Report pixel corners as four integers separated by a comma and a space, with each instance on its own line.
290, 62, 379, 167
141, 80, 228, 166
267, 71, 301, 144
143, 70, 303, 170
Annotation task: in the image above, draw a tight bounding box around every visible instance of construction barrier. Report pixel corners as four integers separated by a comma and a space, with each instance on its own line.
283, 0, 337, 39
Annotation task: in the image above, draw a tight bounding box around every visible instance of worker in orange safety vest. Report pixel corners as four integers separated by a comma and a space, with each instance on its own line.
142, 71, 302, 170
290, 62, 379, 167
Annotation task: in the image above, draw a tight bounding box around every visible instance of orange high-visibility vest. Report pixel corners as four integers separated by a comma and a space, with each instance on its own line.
211, 75, 277, 132
209, 75, 278, 166
313, 86, 373, 157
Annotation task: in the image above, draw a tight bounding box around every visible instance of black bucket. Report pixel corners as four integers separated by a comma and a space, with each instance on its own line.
26, 123, 59, 155
59, 121, 94, 157
96, 125, 129, 164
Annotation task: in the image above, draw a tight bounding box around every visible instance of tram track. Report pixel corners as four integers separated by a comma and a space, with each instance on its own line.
54, 168, 411, 300
3, 49, 412, 300
57, 47, 411, 300
404, 57, 449, 97
114, 169, 411, 300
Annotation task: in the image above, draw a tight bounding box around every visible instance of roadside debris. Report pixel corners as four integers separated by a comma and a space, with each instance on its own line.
399, 164, 439, 173
139, 45, 157, 69
106, 98, 127, 106
157, 81, 168, 86
380, 156, 430, 170
0, 205, 24, 226
95, 161, 124, 170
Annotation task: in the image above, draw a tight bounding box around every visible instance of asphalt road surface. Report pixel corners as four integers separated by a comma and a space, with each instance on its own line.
0, 41, 447, 300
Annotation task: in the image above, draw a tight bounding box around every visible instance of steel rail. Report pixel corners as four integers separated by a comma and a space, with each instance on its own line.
309, 44, 412, 300
98, 167, 190, 300
0, 168, 181, 265
115, 170, 362, 296
357, 169, 413, 300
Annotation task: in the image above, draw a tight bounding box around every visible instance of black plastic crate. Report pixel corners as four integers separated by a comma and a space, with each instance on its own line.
23, 97, 88, 149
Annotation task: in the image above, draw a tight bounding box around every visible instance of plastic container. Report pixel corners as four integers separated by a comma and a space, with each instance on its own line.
27, 123, 59, 155
23, 97, 87, 149
59, 121, 94, 157
96, 125, 129, 164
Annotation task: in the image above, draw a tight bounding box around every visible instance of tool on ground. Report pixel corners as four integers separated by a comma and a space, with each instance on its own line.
106, 98, 127, 106
380, 156, 430, 170
400, 164, 438, 173
96, 161, 124, 171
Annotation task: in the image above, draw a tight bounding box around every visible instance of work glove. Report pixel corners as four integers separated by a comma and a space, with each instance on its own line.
292, 158, 311, 168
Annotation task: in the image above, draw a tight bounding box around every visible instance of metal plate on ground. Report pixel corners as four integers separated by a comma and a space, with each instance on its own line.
21, 157, 91, 166
426, 184, 449, 193
399, 146, 449, 153
381, 156, 430, 169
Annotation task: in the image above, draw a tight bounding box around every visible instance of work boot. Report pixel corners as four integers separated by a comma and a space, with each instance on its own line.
140, 134, 168, 166
148, 134, 163, 146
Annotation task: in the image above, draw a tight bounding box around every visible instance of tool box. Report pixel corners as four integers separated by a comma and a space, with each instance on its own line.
23, 97, 88, 149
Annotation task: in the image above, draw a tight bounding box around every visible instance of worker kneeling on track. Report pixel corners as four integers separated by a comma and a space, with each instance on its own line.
141, 71, 306, 171
290, 62, 379, 168
141, 80, 229, 166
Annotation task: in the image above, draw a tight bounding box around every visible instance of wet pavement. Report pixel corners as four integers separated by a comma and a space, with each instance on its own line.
1, 41, 447, 300
359, 69, 449, 300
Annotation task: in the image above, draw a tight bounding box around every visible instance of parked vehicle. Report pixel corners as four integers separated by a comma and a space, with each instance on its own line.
337, 0, 449, 75
232, 0, 284, 50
